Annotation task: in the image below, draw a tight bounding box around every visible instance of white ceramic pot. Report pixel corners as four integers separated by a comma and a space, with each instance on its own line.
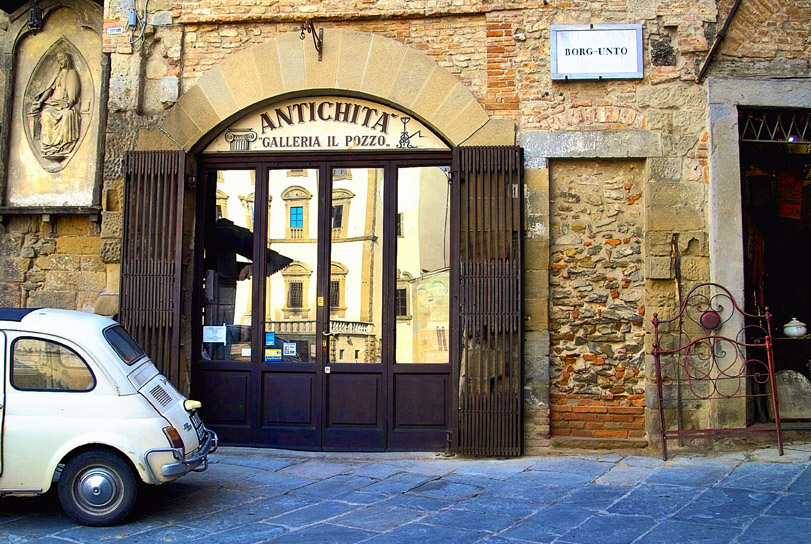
783, 317, 807, 337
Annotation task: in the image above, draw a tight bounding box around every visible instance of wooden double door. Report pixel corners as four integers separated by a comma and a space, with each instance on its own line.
193, 156, 453, 451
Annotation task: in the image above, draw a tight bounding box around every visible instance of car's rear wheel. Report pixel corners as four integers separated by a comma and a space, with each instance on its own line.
57, 450, 138, 526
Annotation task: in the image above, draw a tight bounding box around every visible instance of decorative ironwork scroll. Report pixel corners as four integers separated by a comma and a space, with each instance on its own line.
651, 282, 783, 460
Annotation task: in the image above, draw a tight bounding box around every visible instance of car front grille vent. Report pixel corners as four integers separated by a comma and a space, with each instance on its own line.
149, 384, 172, 407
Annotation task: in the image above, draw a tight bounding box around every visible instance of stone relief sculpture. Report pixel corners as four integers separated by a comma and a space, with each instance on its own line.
28, 52, 82, 159
22, 40, 93, 174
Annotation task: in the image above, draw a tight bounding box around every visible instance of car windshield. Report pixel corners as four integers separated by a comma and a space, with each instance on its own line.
103, 325, 146, 365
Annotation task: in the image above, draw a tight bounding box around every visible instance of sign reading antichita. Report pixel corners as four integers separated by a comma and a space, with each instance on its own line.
551, 24, 643, 80
203, 97, 449, 153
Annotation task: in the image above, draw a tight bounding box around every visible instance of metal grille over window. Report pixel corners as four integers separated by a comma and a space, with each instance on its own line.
453, 146, 524, 457
739, 108, 811, 143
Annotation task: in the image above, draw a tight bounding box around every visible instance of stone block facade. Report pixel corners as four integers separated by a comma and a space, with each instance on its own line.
1, 0, 809, 454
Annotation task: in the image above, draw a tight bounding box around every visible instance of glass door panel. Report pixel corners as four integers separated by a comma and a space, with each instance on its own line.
265, 168, 319, 363
395, 166, 451, 365
321, 166, 386, 451
201, 169, 256, 362
327, 167, 385, 364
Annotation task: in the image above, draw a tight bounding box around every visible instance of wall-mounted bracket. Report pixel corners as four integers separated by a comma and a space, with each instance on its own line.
300, 19, 323, 61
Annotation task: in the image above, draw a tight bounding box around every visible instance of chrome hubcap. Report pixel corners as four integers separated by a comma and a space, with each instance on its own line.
77, 470, 118, 508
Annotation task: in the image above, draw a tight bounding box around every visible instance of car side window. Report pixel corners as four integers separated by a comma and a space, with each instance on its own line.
11, 337, 95, 392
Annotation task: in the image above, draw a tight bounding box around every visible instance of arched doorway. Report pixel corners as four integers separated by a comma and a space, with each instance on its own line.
125, 30, 523, 453
191, 92, 456, 450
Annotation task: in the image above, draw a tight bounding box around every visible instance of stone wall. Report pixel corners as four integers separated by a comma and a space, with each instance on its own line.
0, 1, 116, 318
548, 160, 646, 446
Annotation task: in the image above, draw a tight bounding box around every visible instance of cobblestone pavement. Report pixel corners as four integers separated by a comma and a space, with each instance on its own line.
2, 442, 810, 543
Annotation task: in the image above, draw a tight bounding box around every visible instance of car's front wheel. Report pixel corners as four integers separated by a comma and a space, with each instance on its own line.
57, 450, 138, 526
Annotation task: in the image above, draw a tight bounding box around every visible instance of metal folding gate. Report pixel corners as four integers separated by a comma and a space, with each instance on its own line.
453, 146, 524, 456
121, 150, 185, 386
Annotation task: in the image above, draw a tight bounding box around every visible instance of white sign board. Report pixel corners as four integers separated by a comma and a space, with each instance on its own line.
204, 96, 449, 153
551, 24, 643, 80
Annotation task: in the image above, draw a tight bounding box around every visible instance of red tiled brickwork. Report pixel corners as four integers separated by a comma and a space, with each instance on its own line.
550, 393, 645, 440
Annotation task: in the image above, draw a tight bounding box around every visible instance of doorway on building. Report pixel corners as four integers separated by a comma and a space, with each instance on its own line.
191, 156, 454, 451
739, 108, 811, 423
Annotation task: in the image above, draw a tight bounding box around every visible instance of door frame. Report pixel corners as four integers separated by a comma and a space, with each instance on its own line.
192, 151, 453, 450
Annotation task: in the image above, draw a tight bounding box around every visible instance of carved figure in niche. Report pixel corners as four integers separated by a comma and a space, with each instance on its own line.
28, 52, 81, 159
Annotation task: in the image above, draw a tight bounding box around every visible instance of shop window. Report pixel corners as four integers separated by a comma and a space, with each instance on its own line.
281, 186, 313, 240
12, 337, 95, 391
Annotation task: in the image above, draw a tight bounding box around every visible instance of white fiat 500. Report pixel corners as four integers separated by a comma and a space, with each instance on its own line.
0, 308, 217, 526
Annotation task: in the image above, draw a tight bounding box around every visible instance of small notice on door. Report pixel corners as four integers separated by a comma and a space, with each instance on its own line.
203, 325, 227, 344
283, 342, 297, 356
265, 348, 283, 362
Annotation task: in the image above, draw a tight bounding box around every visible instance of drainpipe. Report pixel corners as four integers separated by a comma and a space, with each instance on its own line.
697, 0, 743, 83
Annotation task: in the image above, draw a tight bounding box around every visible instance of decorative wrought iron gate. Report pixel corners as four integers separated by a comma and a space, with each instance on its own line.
121, 150, 186, 386
453, 146, 524, 456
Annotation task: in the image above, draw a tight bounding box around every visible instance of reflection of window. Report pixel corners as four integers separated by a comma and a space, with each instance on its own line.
12, 338, 95, 391
239, 193, 255, 229
333, 168, 352, 181
282, 186, 312, 240
215, 189, 229, 220
395, 288, 408, 318
331, 205, 343, 230
281, 262, 312, 319
396, 271, 412, 321
331, 189, 354, 238
330, 280, 340, 307
287, 169, 307, 177
288, 282, 303, 308
436, 326, 448, 351
290, 206, 303, 228
330, 262, 348, 318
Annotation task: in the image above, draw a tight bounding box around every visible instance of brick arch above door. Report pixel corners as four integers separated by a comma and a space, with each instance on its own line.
162, 29, 509, 151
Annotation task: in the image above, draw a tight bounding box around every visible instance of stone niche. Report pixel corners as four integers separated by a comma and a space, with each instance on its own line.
5, 2, 102, 207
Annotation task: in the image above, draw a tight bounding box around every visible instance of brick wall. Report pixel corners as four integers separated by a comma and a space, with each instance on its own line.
550, 393, 645, 443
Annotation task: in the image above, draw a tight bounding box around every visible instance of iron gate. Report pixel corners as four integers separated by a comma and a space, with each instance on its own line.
121, 150, 185, 386
453, 146, 524, 456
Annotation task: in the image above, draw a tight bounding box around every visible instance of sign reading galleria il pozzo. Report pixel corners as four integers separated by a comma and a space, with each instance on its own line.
203, 97, 449, 153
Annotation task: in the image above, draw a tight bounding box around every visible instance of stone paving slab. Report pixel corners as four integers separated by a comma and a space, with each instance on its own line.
1, 444, 810, 543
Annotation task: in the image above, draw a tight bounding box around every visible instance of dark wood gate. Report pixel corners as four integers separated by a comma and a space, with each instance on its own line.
121, 150, 186, 385
453, 146, 524, 457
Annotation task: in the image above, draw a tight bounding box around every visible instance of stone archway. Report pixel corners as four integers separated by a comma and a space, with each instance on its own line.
162, 29, 508, 151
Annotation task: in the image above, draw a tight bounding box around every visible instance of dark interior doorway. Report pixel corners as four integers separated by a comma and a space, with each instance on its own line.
740, 108, 811, 422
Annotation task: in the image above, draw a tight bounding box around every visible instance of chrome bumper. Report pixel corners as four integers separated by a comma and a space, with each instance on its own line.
144, 428, 219, 484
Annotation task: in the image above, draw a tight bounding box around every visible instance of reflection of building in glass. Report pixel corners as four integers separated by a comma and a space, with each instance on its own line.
267, 168, 382, 364
203, 166, 450, 366
396, 167, 451, 365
